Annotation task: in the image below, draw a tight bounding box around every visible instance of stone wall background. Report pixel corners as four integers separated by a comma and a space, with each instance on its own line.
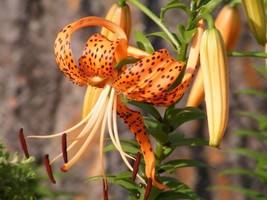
0, 0, 266, 199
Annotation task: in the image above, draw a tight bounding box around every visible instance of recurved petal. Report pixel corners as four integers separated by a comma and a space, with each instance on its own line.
116, 96, 166, 189
54, 16, 127, 86
113, 49, 186, 106
78, 34, 127, 80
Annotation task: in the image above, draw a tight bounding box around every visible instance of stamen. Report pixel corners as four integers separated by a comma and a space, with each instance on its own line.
144, 178, 152, 200
44, 154, 56, 184
18, 128, 30, 158
110, 94, 146, 185
61, 133, 68, 163
103, 179, 108, 200
61, 94, 109, 171
131, 152, 141, 181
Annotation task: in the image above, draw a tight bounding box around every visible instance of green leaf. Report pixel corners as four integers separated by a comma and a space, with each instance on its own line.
123, 97, 162, 122
170, 137, 209, 148
234, 129, 267, 142
224, 148, 267, 161
143, 117, 168, 144
157, 176, 201, 200
86, 172, 144, 200
177, 24, 197, 44
147, 31, 179, 50
237, 89, 267, 99
160, 0, 188, 21
254, 65, 267, 79
104, 140, 140, 156
164, 107, 206, 130
198, 0, 224, 15
221, 168, 267, 184
134, 30, 155, 54
160, 159, 211, 174
210, 185, 267, 199
238, 111, 267, 130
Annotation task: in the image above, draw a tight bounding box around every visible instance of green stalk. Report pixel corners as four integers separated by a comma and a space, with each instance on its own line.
127, 0, 180, 50
117, 0, 126, 6
228, 51, 267, 58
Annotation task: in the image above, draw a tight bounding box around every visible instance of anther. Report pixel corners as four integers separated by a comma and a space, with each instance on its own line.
144, 178, 152, 200
131, 152, 141, 181
18, 128, 29, 158
44, 154, 56, 184
103, 179, 108, 200
61, 133, 68, 163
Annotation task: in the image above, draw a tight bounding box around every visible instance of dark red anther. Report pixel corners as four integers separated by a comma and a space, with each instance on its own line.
61, 133, 68, 163
144, 178, 152, 200
103, 179, 108, 200
44, 154, 56, 184
131, 152, 141, 181
18, 128, 29, 158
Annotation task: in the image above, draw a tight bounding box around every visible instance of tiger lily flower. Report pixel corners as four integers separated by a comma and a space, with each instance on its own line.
20, 14, 199, 191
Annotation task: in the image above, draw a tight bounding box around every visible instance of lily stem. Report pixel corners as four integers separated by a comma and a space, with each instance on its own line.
228, 51, 267, 59
127, 0, 180, 50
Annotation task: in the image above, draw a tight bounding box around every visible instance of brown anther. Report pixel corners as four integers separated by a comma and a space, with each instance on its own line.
61, 133, 68, 163
103, 179, 108, 200
44, 154, 56, 184
144, 178, 152, 200
131, 152, 141, 181
18, 128, 29, 158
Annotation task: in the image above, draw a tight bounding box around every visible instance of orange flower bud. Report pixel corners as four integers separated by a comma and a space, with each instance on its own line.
186, 4, 241, 108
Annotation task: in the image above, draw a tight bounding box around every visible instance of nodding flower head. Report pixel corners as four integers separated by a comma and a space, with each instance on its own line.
20, 8, 203, 196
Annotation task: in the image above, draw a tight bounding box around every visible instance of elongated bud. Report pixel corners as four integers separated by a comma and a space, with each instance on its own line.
200, 28, 229, 147
101, 3, 132, 39
215, 4, 241, 51
186, 5, 240, 107
241, 0, 266, 45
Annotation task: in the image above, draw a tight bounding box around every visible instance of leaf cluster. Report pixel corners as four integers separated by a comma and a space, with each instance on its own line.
0, 140, 68, 200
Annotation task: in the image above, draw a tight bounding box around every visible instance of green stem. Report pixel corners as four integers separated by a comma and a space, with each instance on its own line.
117, 0, 126, 6
177, 43, 188, 61
127, 0, 180, 50
229, 0, 241, 8
228, 51, 267, 59
201, 14, 215, 29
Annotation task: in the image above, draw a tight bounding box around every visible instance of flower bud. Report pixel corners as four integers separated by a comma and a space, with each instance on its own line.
241, 0, 266, 45
186, 5, 241, 107
215, 4, 241, 51
101, 3, 132, 39
200, 28, 229, 147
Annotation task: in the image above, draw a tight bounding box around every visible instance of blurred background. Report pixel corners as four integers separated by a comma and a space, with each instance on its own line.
0, 0, 266, 199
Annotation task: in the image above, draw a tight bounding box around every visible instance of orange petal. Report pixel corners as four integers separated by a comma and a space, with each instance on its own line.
79, 34, 127, 80
116, 96, 166, 189
54, 16, 127, 86
113, 49, 187, 106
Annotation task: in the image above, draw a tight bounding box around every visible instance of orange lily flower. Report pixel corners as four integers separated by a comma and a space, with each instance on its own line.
20, 15, 199, 191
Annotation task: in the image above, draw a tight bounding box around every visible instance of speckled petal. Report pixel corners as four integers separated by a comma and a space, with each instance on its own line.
116, 96, 166, 189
